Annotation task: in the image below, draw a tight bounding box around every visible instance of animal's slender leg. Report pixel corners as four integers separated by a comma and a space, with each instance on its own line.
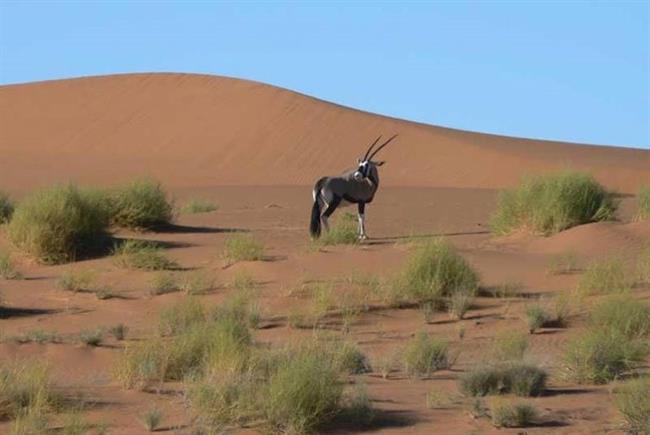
322, 196, 341, 232
357, 202, 367, 240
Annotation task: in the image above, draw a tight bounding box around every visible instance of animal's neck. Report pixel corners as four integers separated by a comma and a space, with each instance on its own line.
368, 171, 379, 188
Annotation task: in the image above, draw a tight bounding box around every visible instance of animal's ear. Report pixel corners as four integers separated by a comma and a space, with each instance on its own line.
375, 161, 385, 166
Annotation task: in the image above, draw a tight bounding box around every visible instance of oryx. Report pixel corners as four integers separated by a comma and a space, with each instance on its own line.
309, 134, 398, 240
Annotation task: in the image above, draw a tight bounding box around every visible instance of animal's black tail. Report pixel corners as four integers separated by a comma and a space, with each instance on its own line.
309, 180, 324, 238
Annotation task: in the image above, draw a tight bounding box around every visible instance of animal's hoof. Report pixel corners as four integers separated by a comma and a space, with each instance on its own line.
358, 234, 368, 241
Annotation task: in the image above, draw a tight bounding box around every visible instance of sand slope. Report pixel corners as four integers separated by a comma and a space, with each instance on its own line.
1, 73, 648, 193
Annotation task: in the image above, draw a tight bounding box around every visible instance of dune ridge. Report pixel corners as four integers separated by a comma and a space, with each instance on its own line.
1, 72, 648, 193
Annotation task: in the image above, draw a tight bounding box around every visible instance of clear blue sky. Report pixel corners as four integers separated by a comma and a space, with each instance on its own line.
1, 1, 648, 148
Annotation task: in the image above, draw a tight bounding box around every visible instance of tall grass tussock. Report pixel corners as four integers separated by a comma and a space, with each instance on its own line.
577, 257, 631, 295
222, 234, 265, 263
7, 185, 109, 264
108, 178, 173, 230
636, 185, 650, 221
460, 363, 547, 397
0, 250, 22, 280
313, 212, 359, 246
181, 198, 218, 214
614, 376, 650, 434
0, 190, 14, 224
0, 360, 55, 421
403, 332, 451, 378
113, 240, 178, 270
490, 171, 616, 235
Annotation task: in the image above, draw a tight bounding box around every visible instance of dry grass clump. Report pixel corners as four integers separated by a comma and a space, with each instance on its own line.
0, 360, 55, 421
113, 240, 178, 271
150, 272, 180, 296
79, 329, 104, 347
488, 330, 529, 362
490, 399, 538, 428
141, 408, 163, 432
396, 238, 478, 308
577, 257, 631, 295
459, 363, 547, 397
0, 250, 22, 280
588, 295, 650, 339
636, 185, 650, 221
490, 170, 616, 235
109, 324, 128, 341
403, 332, 451, 379
0, 190, 14, 224
56, 269, 95, 292
179, 271, 215, 295
11, 330, 60, 345
525, 303, 551, 334
108, 178, 173, 230
614, 376, 650, 434
335, 341, 372, 375
222, 234, 265, 263
314, 212, 359, 246
547, 251, 579, 275
181, 198, 218, 214
637, 247, 650, 286
7, 185, 109, 264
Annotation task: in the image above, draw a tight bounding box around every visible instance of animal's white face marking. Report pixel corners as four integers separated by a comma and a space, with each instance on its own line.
354, 160, 370, 180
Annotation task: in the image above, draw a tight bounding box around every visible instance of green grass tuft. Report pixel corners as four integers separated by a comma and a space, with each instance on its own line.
0, 250, 23, 280
108, 178, 174, 230
222, 234, 265, 263
0, 190, 14, 224
588, 295, 650, 340
490, 170, 616, 235
490, 400, 537, 428
150, 272, 180, 296
0, 360, 55, 420
614, 376, 650, 434
314, 212, 359, 246
141, 408, 163, 432
403, 332, 451, 379
459, 363, 547, 397
525, 304, 550, 334
488, 330, 529, 362
7, 184, 109, 264
577, 257, 631, 295
636, 185, 650, 221
181, 198, 218, 214
113, 240, 178, 270
79, 329, 103, 346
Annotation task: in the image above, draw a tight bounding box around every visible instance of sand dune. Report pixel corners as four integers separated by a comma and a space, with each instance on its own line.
1, 73, 648, 193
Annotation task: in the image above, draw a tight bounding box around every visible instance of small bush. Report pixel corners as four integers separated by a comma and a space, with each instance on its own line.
403, 332, 450, 378
181, 199, 218, 214
0, 360, 54, 420
109, 324, 128, 341
614, 376, 650, 434
7, 184, 109, 264
589, 295, 650, 339
488, 330, 528, 362
0, 190, 14, 224
141, 408, 162, 432
636, 185, 650, 221
490, 170, 616, 235
561, 330, 648, 384
108, 178, 173, 230
150, 272, 180, 296
223, 234, 265, 263
57, 269, 94, 292
398, 238, 479, 304
525, 304, 550, 334
459, 363, 547, 397
336, 342, 372, 375
315, 212, 359, 246
263, 347, 343, 433
0, 251, 22, 280
578, 257, 631, 295
158, 298, 207, 336
490, 400, 537, 428
547, 251, 579, 275
79, 329, 103, 346
448, 290, 473, 320
113, 240, 178, 271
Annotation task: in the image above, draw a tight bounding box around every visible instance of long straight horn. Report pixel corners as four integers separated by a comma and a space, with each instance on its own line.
363, 135, 382, 160
368, 134, 398, 160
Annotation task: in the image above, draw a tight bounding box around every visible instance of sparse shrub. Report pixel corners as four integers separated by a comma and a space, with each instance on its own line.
0, 190, 13, 224
525, 304, 550, 334
109, 324, 128, 341
403, 332, 450, 378
490, 400, 537, 428
561, 329, 648, 384
636, 185, 650, 221
141, 408, 162, 432
398, 238, 478, 304
113, 240, 178, 270
150, 272, 179, 296
314, 212, 358, 246
223, 234, 265, 263
489, 330, 528, 362
547, 251, 579, 275
0, 360, 54, 420
614, 376, 650, 434
448, 290, 472, 320
0, 250, 22, 280
180, 271, 215, 295
114, 338, 168, 389
490, 170, 616, 235
181, 199, 218, 214
263, 347, 343, 433
108, 178, 173, 230
13, 330, 60, 344
577, 257, 631, 295
79, 329, 103, 346
589, 295, 650, 339
7, 184, 109, 264
57, 269, 94, 292
459, 363, 547, 397
336, 342, 371, 375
